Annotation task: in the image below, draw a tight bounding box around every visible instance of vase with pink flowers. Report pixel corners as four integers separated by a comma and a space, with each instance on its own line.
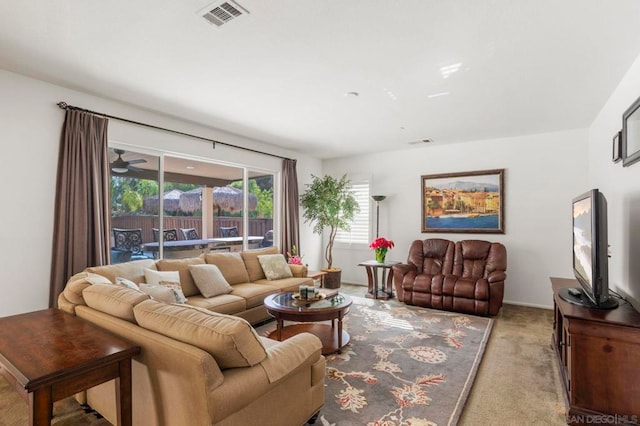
369, 237, 394, 263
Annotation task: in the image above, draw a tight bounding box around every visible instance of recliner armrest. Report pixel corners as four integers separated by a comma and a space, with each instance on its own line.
259, 333, 322, 383
392, 263, 417, 276
487, 270, 506, 283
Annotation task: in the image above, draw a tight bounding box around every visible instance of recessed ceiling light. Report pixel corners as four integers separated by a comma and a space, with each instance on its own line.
186, 165, 196, 170
427, 91, 450, 98
440, 62, 462, 79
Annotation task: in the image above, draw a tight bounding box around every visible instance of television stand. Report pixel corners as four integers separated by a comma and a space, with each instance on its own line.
558, 287, 619, 309
551, 277, 640, 424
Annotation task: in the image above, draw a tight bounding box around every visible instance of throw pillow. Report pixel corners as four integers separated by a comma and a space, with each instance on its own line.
257, 254, 293, 280
85, 272, 112, 285
188, 264, 233, 298
115, 277, 140, 290
139, 283, 178, 303
144, 269, 187, 303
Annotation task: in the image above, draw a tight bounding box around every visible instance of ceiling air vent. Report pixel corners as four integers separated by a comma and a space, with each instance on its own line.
199, 1, 249, 27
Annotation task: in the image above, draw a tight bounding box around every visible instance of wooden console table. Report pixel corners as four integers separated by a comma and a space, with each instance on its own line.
551, 277, 640, 424
0, 309, 140, 426
358, 260, 400, 300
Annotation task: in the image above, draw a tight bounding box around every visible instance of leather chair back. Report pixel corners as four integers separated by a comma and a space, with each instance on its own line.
406, 238, 455, 275
453, 240, 507, 279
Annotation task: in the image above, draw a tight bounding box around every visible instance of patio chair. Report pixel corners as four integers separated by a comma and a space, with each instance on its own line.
260, 230, 274, 247
180, 227, 200, 240
152, 228, 179, 242
112, 228, 150, 260
220, 226, 239, 238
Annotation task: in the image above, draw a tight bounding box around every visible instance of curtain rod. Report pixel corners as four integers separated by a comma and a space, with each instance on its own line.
56, 102, 293, 161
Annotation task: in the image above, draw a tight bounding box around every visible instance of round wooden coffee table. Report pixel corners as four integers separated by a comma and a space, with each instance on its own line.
264, 292, 352, 355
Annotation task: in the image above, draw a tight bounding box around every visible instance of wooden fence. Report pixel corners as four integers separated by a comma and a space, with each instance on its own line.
111, 215, 273, 243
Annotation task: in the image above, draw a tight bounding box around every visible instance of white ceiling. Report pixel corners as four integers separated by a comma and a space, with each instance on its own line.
2, 0, 640, 159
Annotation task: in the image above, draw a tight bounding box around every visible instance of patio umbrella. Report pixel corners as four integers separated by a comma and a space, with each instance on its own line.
178, 187, 257, 214
212, 186, 257, 213
142, 189, 182, 214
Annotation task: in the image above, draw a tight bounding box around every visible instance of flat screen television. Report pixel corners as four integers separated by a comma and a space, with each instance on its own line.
560, 189, 618, 309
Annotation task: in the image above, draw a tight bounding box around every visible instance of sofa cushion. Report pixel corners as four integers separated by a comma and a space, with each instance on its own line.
186, 294, 247, 315
83, 284, 149, 322
229, 283, 279, 309
155, 257, 205, 297
86, 272, 113, 285
86, 259, 156, 284
188, 264, 233, 298
253, 276, 313, 293
133, 299, 267, 369
257, 254, 293, 280
204, 252, 250, 285
115, 277, 139, 290
144, 269, 187, 303
240, 247, 278, 282
139, 283, 180, 303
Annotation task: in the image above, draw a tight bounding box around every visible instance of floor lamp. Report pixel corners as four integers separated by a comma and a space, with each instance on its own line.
372, 195, 386, 238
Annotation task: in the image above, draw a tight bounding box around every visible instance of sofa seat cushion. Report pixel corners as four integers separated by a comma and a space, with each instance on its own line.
83, 284, 149, 322
410, 274, 436, 293
133, 299, 267, 369
86, 259, 156, 284
155, 257, 205, 297
186, 294, 247, 315
230, 283, 280, 309
241, 247, 278, 282
204, 252, 250, 285
436, 275, 489, 300
253, 277, 313, 293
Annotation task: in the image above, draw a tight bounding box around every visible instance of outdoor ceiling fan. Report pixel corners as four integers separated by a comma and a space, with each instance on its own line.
110, 149, 147, 173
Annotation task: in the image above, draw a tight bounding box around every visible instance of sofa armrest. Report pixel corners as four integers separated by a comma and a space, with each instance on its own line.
487, 270, 506, 283
259, 333, 322, 383
392, 263, 417, 301
289, 264, 308, 278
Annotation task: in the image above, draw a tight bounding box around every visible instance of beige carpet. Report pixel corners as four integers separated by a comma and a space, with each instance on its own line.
0, 287, 566, 425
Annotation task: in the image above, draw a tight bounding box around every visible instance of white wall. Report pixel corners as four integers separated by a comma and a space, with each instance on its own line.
589, 54, 640, 309
322, 129, 588, 308
0, 69, 322, 317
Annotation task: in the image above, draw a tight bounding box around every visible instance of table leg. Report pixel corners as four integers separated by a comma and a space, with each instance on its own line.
372, 267, 380, 299
385, 267, 394, 298
29, 387, 52, 426
364, 266, 374, 297
116, 358, 133, 426
277, 318, 283, 341
337, 313, 344, 351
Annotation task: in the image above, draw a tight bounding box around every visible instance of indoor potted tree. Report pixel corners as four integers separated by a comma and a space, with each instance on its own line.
300, 174, 359, 288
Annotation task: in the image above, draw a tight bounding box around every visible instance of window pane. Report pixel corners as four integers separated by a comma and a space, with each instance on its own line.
335, 181, 370, 244
247, 171, 275, 248
109, 148, 159, 264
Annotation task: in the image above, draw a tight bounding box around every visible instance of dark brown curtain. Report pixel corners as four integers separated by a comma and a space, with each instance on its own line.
49, 109, 111, 307
281, 158, 300, 256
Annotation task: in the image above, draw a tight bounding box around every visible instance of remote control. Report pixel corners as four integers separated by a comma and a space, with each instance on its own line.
568, 288, 582, 297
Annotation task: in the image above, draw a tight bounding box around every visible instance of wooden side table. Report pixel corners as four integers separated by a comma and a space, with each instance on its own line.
306, 270, 327, 287
358, 260, 400, 300
0, 309, 140, 426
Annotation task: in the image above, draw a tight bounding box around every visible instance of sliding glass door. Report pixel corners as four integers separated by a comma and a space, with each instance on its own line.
109, 146, 278, 263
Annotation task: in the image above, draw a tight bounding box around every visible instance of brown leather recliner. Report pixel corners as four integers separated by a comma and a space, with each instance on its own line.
393, 239, 507, 316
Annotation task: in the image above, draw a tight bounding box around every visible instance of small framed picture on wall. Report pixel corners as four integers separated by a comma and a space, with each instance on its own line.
613, 130, 622, 163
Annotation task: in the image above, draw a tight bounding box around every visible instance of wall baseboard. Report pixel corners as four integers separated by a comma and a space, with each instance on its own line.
503, 300, 553, 310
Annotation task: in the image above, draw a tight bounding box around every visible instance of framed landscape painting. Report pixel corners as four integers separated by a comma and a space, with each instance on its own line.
421, 168, 505, 234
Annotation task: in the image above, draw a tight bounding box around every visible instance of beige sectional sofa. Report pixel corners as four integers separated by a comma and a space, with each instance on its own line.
57, 247, 325, 426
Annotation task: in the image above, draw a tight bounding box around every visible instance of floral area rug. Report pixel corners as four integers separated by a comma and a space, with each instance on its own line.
261, 296, 493, 426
